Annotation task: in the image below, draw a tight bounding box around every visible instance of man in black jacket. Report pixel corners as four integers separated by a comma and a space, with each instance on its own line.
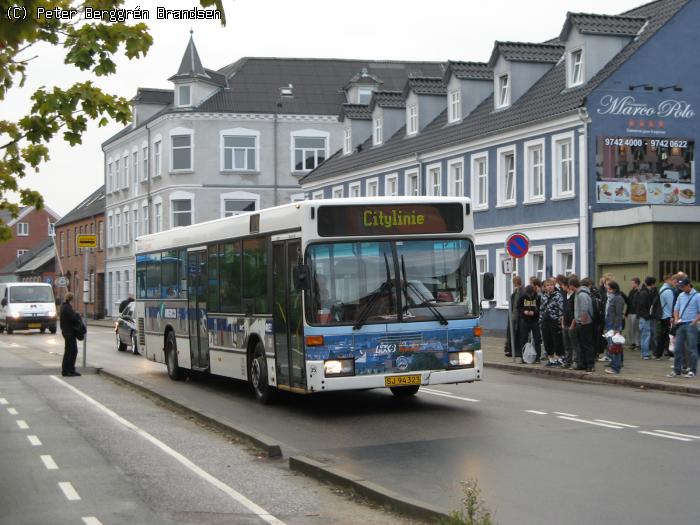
636, 276, 657, 360
60, 293, 81, 377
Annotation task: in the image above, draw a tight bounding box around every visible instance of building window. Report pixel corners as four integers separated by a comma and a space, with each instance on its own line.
221, 128, 259, 172
312, 191, 324, 200
98, 221, 104, 250
366, 178, 378, 197
569, 49, 583, 87
472, 154, 488, 210
332, 186, 344, 199
123, 155, 129, 188
373, 117, 383, 146
497, 74, 510, 108
178, 85, 191, 106
113, 212, 120, 247
448, 90, 461, 123
448, 160, 463, 197
107, 214, 113, 248
154, 202, 162, 232
553, 244, 575, 276
427, 165, 441, 196
357, 87, 373, 104
405, 169, 420, 196
527, 249, 545, 283
170, 132, 192, 171
553, 134, 574, 198
142, 203, 149, 235
132, 151, 138, 185
17, 249, 28, 258
142, 145, 149, 181
133, 208, 139, 239
385, 174, 398, 197
223, 200, 256, 217
17, 222, 28, 236
349, 182, 361, 197
498, 148, 516, 206
123, 208, 130, 244
525, 141, 545, 203
293, 135, 327, 172
60, 232, 65, 256
171, 199, 192, 228
476, 252, 489, 307
48, 222, 55, 237
107, 162, 113, 192
153, 140, 161, 176
343, 128, 352, 154
407, 105, 418, 135
497, 249, 519, 308
114, 159, 120, 189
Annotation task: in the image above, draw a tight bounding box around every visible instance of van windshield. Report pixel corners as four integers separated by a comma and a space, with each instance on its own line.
9, 286, 54, 303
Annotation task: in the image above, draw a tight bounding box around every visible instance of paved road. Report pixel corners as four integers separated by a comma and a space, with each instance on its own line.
3, 328, 700, 524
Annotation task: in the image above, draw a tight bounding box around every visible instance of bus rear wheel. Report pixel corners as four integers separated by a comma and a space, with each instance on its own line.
165, 331, 185, 381
250, 342, 276, 404
390, 385, 420, 397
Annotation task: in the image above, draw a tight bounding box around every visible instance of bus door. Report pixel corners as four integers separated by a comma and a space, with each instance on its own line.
272, 239, 305, 389
187, 249, 210, 370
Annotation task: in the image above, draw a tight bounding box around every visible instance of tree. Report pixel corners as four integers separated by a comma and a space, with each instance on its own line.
0, 0, 225, 241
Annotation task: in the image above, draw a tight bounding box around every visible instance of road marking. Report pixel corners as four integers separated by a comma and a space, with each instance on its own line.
638, 431, 692, 442
421, 388, 479, 403
525, 410, 548, 415
82, 518, 103, 525
0, 398, 7, 405
8, 408, 18, 415
51, 376, 287, 525
17, 420, 29, 429
553, 412, 578, 417
27, 435, 42, 446
594, 419, 639, 428
58, 481, 81, 501
41, 455, 58, 470
653, 429, 700, 440
557, 416, 624, 429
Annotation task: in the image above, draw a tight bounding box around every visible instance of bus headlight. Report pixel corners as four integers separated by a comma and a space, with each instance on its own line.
11, 312, 21, 319
449, 351, 474, 367
324, 358, 355, 377
48, 311, 56, 318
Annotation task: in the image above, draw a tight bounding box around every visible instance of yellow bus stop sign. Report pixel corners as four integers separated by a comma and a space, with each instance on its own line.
77, 234, 97, 248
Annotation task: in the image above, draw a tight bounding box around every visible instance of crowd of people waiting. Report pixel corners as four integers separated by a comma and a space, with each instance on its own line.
503, 271, 700, 377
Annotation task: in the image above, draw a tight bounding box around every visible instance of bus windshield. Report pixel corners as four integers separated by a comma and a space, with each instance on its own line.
9, 286, 54, 303
306, 238, 477, 326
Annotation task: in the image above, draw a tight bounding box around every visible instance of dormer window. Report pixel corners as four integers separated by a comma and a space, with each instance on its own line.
343, 128, 352, 155
448, 90, 461, 123
497, 74, 510, 108
373, 117, 383, 146
569, 49, 584, 87
178, 85, 191, 107
358, 87, 373, 104
407, 105, 418, 135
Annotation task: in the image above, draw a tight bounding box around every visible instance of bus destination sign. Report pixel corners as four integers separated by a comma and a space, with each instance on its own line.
317, 203, 464, 237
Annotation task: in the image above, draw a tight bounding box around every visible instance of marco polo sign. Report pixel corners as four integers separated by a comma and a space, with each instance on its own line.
596, 95, 695, 120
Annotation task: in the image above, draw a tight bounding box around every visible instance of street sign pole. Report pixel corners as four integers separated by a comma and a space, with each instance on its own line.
82, 247, 88, 369
504, 233, 530, 364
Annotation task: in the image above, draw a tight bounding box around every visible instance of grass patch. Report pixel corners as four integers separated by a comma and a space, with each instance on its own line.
438, 479, 495, 525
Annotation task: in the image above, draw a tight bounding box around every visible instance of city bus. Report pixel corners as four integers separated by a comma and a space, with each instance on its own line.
134, 197, 494, 403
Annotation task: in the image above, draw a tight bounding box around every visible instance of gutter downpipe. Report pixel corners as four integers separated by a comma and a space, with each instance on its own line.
577, 105, 591, 278
273, 104, 279, 206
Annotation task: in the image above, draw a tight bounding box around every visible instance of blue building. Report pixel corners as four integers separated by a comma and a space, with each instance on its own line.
301, 0, 700, 330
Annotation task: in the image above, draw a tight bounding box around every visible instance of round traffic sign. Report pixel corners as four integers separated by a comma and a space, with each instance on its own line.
505, 232, 530, 259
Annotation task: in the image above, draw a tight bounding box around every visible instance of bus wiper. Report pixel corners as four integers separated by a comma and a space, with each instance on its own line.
401, 255, 448, 326
353, 253, 393, 331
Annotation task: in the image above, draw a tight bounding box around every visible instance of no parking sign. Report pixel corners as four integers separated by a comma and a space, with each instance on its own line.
505, 232, 530, 259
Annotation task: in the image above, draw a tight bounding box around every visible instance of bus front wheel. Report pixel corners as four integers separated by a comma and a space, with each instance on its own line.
165, 331, 185, 381
390, 385, 420, 397
250, 342, 276, 404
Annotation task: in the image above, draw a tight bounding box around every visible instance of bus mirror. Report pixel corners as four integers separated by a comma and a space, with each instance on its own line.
293, 264, 309, 291
1, 298, 6, 307
482, 272, 495, 301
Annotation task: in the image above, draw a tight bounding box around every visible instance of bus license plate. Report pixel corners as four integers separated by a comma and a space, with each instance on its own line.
385, 374, 421, 387
28, 323, 41, 328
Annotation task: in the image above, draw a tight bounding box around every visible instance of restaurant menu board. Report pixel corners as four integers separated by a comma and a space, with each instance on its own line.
596, 136, 695, 205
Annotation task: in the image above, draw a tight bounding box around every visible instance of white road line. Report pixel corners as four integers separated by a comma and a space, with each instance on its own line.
51, 376, 286, 525
41, 455, 58, 470
8, 408, 18, 415
638, 431, 692, 442
82, 517, 103, 525
421, 388, 479, 403
557, 416, 624, 429
0, 398, 7, 405
653, 429, 700, 440
525, 410, 548, 415
594, 419, 639, 428
27, 435, 42, 446
16, 420, 29, 429
58, 481, 81, 501
553, 412, 578, 417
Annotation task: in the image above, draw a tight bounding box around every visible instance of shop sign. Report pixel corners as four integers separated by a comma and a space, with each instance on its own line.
596, 96, 695, 120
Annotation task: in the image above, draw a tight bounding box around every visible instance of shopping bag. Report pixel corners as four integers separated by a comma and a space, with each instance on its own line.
522, 341, 537, 364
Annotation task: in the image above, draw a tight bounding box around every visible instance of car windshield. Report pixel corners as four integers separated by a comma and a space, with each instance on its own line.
305, 238, 477, 325
9, 286, 54, 303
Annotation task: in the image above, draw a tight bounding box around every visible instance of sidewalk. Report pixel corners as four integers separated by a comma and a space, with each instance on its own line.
481, 336, 700, 396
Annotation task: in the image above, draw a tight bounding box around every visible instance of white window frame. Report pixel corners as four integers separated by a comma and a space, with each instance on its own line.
141, 200, 149, 236
349, 181, 361, 198
373, 117, 383, 146
447, 159, 464, 197
551, 131, 575, 200
122, 205, 130, 245
290, 129, 329, 173
332, 185, 344, 199
448, 89, 461, 123
178, 84, 191, 107
471, 153, 489, 211
426, 164, 442, 196
122, 153, 129, 189
496, 145, 517, 208
552, 243, 576, 277
365, 177, 379, 197
290, 193, 306, 202
132, 148, 139, 186
568, 49, 584, 88
219, 190, 260, 218
312, 190, 324, 200
525, 246, 546, 284
141, 142, 149, 181
405, 169, 420, 196
48, 222, 55, 237
152, 136, 162, 178
220, 128, 260, 172
17, 222, 29, 236
497, 74, 510, 108
114, 210, 121, 246
107, 160, 113, 193
357, 87, 373, 104
169, 127, 194, 173
385, 173, 399, 197
17, 249, 28, 258
153, 196, 163, 233
169, 191, 194, 229
343, 127, 352, 155
524, 138, 546, 204
407, 104, 418, 135
475, 250, 490, 309
107, 211, 113, 248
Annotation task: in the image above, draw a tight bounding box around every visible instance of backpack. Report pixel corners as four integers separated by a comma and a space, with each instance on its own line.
579, 289, 603, 323
73, 314, 86, 341
649, 288, 667, 320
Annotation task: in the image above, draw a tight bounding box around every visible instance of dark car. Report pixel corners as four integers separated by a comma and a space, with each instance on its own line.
115, 302, 139, 354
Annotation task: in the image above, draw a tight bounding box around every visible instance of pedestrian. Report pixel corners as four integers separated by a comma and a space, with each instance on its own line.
637, 276, 657, 360
627, 277, 641, 350
604, 281, 626, 375
540, 278, 564, 367
667, 278, 700, 378
655, 273, 676, 359
504, 275, 523, 357
59, 292, 81, 377
574, 277, 595, 372
119, 292, 135, 314
592, 276, 609, 360
516, 285, 541, 363
561, 276, 579, 369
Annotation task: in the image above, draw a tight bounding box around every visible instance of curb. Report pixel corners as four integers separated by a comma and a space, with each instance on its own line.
290, 455, 449, 523
97, 369, 283, 458
485, 361, 700, 396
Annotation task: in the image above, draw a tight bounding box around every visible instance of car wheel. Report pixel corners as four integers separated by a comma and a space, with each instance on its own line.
390, 385, 420, 397
49, 325, 57, 334
165, 331, 185, 381
40, 327, 46, 333
249, 342, 276, 404
116, 332, 127, 352
131, 331, 139, 355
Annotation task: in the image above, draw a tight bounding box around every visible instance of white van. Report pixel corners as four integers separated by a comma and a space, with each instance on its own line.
0, 282, 57, 334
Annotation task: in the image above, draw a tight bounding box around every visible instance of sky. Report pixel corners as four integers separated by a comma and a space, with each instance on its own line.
5, 0, 646, 216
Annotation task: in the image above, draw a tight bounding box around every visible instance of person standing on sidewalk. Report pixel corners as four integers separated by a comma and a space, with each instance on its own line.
561, 276, 579, 369
574, 277, 595, 372
604, 281, 626, 375
667, 278, 700, 378
504, 276, 523, 357
637, 277, 657, 360
517, 285, 541, 363
59, 292, 81, 377
627, 277, 641, 350
540, 279, 564, 367
655, 274, 676, 359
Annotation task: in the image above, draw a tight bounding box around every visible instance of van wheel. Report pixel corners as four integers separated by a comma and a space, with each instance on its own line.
116, 332, 127, 352
49, 325, 57, 334
40, 327, 46, 333
165, 331, 185, 381
249, 342, 276, 404
390, 386, 420, 397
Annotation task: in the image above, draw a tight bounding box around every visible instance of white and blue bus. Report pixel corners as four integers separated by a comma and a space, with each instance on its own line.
134, 197, 494, 403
